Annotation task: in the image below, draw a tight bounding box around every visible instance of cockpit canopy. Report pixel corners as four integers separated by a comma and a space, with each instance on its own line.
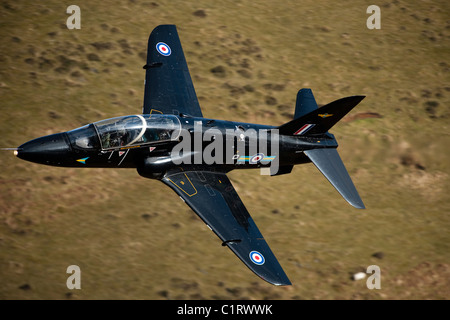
95, 114, 181, 149
67, 114, 181, 151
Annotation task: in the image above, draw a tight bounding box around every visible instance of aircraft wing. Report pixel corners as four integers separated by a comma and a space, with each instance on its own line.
143, 25, 203, 117
160, 170, 291, 286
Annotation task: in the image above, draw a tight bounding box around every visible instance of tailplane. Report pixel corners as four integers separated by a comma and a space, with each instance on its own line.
304, 149, 365, 209
279, 92, 365, 136
277, 89, 365, 208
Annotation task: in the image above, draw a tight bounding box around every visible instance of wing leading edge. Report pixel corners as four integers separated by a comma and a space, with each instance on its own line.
161, 170, 291, 286
143, 25, 203, 117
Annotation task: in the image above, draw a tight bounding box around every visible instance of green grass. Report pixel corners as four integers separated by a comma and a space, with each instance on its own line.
0, 0, 449, 299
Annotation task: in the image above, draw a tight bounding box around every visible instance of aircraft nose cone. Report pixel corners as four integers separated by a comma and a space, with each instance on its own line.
17, 133, 71, 166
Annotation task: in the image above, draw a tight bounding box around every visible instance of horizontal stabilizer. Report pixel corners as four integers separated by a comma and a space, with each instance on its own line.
279, 95, 365, 136
304, 148, 365, 209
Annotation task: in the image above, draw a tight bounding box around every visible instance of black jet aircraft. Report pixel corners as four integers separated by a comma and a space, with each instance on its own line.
11, 25, 365, 286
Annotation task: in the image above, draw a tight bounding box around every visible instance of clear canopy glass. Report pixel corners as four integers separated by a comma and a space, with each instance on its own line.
93, 114, 181, 150
67, 124, 100, 150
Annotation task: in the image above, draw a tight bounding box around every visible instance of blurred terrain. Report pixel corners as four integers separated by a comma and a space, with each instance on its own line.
0, 0, 449, 299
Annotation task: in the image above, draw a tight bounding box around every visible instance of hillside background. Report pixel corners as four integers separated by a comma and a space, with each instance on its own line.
0, 0, 449, 299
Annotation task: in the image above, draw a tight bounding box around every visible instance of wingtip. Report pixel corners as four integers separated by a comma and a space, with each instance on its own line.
345, 194, 366, 209
351, 202, 366, 210
264, 278, 292, 286
346, 193, 366, 209
275, 279, 292, 286
261, 272, 292, 286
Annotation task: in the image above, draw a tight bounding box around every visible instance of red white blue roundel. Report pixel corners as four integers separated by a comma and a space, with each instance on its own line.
250, 153, 264, 164
156, 42, 171, 56
249, 251, 265, 265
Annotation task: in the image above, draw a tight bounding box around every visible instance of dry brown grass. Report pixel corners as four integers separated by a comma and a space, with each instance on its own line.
0, 0, 449, 299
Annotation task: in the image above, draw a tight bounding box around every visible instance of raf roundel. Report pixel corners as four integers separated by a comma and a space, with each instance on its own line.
156, 42, 171, 56
249, 251, 265, 265
250, 153, 264, 164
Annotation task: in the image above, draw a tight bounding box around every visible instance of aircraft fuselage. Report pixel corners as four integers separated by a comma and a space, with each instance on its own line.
16, 114, 338, 179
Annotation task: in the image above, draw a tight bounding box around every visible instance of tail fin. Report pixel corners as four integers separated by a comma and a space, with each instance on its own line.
279, 94, 365, 136
279, 90, 365, 208
304, 149, 365, 209
294, 88, 318, 119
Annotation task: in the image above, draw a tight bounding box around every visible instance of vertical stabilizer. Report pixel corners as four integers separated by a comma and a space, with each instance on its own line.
294, 88, 318, 119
